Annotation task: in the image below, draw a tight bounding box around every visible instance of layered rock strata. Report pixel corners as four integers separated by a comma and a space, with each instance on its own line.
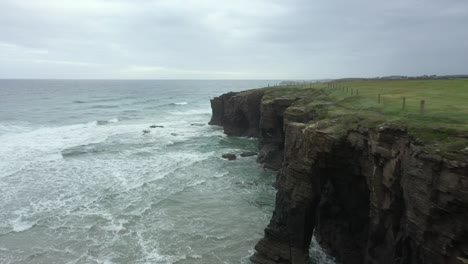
209, 89, 468, 264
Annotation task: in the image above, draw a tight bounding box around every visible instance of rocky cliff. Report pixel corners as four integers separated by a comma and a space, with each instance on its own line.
209, 88, 468, 264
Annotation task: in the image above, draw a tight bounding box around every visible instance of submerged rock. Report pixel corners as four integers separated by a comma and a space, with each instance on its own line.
222, 153, 237, 160
142, 129, 150, 134
190, 123, 205, 127
150, 125, 164, 128
240, 151, 257, 157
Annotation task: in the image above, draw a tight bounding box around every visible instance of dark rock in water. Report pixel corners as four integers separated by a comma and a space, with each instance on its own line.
170, 133, 178, 136
240, 151, 257, 157
190, 123, 205, 127
222, 153, 237, 160
150, 125, 164, 128
142, 129, 150, 134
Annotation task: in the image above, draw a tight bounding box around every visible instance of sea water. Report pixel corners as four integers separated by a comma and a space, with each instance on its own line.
0, 80, 334, 264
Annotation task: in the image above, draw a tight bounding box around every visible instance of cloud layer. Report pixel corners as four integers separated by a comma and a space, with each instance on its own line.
1, 0, 467, 79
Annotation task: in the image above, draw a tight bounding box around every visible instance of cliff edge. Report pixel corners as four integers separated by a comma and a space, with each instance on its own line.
209, 85, 468, 264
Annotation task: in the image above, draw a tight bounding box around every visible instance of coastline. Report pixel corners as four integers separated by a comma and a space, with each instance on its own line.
209, 82, 468, 264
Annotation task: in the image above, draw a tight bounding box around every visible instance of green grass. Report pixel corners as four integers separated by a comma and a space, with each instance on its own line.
260, 79, 468, 156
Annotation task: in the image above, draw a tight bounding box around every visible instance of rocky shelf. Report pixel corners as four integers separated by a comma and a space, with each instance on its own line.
208, 86, 468, 264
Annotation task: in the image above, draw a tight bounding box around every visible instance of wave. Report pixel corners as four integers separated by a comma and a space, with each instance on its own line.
72, 96, 136, 104
90, 105, 119, 109
143, 102, 190, 110
148, 102, 189, 108
61, 143, 103, 158
0, 118, 145, 178
0, 116, 215, 174
11, 220, 36, 233
124, 151, 216, 195
169, 102, 188, 106
0, 122, 33, 135
94, 118, 119, 126
0, 216, 38, 235
131, 99, 159, 105
168, 109, 211, 116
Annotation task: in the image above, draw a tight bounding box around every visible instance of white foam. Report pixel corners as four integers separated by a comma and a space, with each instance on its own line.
168, 109, 211, 116
213, 171, 229, 178
136, 231, 175, 264
173, 102, 188, 105
90, 118, 120, 126
102, 218, 128, 233
97, 256, 117, 264
0, 119, 147, 178
10, 216, 36, 233
309, 236, 336, 264
0, 122, 33, 135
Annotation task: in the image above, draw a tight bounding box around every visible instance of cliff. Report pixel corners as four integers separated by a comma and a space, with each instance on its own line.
209, 87, 468, 264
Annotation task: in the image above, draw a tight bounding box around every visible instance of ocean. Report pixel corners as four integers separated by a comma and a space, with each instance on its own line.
0, 80, 334, 264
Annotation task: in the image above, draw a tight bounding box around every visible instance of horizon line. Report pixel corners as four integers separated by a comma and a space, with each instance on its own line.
0, 74, 467, 81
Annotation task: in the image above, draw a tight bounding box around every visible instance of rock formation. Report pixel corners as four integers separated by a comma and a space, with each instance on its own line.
209, 90, 264, 137
222, 153, 237, 160
209, 89, 468, 264
240, 151, 258, 157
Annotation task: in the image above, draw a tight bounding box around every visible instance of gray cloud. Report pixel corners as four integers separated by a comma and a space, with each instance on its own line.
0, 0, 467, 79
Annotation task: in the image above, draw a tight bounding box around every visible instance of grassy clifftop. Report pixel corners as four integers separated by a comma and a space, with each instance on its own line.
258, 78, 468, 156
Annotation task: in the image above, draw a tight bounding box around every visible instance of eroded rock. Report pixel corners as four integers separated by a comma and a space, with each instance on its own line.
222, 153, 237, 160
240, 151, 258, 157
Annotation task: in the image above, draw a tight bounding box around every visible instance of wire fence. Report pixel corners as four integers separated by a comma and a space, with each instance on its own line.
267, 81, 429, 115
325, 81, 427, 114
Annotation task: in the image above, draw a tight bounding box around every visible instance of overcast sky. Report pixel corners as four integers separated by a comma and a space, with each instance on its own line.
0, 0, 467, 79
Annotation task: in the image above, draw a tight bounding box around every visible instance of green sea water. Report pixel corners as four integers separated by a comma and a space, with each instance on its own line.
0, 80, 334, 264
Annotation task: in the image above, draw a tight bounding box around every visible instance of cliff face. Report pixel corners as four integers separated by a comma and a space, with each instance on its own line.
209, 90, 468, 264
209, 90, 265, 138
209, 90, 300, 170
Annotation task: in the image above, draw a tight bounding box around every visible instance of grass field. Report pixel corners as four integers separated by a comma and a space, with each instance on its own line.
263, 78, 468, 154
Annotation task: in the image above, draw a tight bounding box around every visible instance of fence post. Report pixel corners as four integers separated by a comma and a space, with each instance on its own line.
356, 89, 359, 96
420, 100, 425, 114
402, 97, 406, 110
378, 94, 381, 104
351, 88, 354, 95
